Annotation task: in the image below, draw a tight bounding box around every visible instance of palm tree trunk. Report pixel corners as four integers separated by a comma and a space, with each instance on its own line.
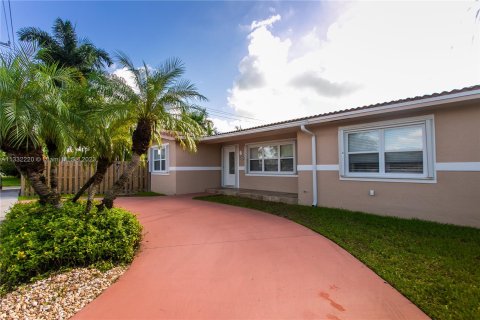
97, 153, 141, 210
2, 145, 57, 205
72, 157, 111, 203
85, 183, 97, 213
83, 158, 112, 213
46, 142, 61, 206
98, 119, 152, 211
72, 174, 95, 203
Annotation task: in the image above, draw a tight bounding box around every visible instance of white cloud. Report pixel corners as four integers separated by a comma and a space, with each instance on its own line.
250, 14, 281, 30
112, 67, 139, 93
219, 1, 480, 132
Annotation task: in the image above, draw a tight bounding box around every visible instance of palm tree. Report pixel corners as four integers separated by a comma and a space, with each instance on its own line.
70, 73, 134, 212
0, 44, 77, 205
18, 18, 112, 76
188, 108, 217, 135
18, 18, 113, 197
97, 53, 207, 210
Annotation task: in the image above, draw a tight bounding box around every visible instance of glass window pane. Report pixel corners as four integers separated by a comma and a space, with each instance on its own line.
229, 152, 235, 174
249, 159, 261, 171
280, 144, 293, 158
280, 158, 294, 172
263, 146, 278, 159
264, 159, 278, 171
385, 126, 423, 151
160, 147, 166, 159
153, 149, 160, 160
161, 160, 166, 171
349, 153, 379, 172
385, 151, 423, 173
154, 160, 160, 171
250, 147, 262, 159
348, 131, 379, 152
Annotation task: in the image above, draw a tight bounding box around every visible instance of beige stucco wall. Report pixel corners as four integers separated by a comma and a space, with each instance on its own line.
175, 171, 221, 194
176, 143, 221, 166
314, 171, 480, 227
297, 103, 480, 227
150, 141, 222, 195
151, 172, 177, 195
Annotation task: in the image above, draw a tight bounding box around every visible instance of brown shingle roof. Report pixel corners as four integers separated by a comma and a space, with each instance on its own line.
209, 85, 480, 137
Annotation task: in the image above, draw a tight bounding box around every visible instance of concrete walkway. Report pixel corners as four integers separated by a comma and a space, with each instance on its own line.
0, 187, 19, 222
74, 196, 428, 320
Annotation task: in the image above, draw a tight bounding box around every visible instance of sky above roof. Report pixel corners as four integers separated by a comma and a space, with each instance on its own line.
5, 1, 480, 132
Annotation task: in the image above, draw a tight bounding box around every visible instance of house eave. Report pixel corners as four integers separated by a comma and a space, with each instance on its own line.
201, 89, 480, 143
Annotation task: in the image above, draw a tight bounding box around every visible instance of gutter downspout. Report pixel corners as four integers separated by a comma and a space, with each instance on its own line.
300, 125, 318, 207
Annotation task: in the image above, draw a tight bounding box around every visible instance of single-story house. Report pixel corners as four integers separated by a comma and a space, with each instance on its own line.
148, 85, 480, 228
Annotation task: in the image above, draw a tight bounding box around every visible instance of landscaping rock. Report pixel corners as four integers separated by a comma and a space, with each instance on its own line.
0, 266, 126, 320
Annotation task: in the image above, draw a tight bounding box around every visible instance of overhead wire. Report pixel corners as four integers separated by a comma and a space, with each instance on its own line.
0, 0, 10, 47
206, 108, 263, 121
201, 106, 264, 123
7, 0, 13, 46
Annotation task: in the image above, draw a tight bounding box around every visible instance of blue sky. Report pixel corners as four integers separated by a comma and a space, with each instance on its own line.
4, 1, 480, 132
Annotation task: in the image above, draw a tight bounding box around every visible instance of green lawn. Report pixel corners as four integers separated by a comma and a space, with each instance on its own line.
1, 176, 20, 187
195, 195, 480, 320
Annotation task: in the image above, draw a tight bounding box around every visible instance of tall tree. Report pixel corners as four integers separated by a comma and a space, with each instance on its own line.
18, 18, 113, 196
97, 53, 207, 210
18, 18, 112, 76
0, 44, 76, 205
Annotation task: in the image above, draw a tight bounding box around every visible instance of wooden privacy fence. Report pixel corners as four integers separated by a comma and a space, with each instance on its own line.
21, 161, 149, 196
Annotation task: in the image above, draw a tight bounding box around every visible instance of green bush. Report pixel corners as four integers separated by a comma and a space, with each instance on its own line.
0, 159, 19, 177
0, 201, 142, 291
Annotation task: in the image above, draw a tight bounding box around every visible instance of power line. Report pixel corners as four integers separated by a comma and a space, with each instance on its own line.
7, 0, 13, 46
0, 0, 10, 47
206, 109, 263, 122
206, 112, 261, 123
203, 106, 264, 122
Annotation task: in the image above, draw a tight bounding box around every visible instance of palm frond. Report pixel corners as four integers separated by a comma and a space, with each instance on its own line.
17, 27, 57, 47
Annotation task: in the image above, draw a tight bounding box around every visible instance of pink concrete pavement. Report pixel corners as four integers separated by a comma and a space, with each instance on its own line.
74, 195, 429, 320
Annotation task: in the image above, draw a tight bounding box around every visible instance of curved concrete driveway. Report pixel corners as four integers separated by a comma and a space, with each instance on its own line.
74, 196, 428, 320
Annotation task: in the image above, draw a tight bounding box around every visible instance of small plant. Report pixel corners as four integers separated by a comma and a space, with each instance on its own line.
0, 201, 142, 292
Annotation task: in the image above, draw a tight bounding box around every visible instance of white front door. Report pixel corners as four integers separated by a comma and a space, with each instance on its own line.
223, 146, 236, 187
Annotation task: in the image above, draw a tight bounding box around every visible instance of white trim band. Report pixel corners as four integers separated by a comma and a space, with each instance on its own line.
297, 164, 339, 171
436, 162, 480, 172
170, 166, 221, 171
298, 162, 480, 172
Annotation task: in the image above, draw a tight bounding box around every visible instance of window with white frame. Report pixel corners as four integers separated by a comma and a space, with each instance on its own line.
340, 116, 435, 180
151, 145, 168, 173
247, 141, 296, 174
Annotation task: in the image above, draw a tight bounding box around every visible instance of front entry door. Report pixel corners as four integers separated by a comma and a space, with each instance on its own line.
223, 146, 236, 187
